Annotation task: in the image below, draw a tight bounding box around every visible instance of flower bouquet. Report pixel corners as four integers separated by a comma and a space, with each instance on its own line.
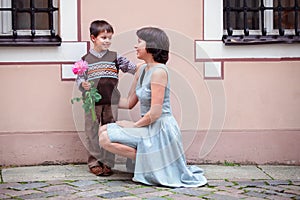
71, 60, 101, 122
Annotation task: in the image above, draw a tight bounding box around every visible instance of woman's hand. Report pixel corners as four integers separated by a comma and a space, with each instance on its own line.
116, 120, 136, 128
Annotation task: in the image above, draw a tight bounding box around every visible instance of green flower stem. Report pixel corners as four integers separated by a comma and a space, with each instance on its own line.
71, 80, 102, 122
91, 105, 97, 122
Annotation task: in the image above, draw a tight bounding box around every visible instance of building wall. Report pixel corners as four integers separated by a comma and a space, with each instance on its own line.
0, 0, 299, 166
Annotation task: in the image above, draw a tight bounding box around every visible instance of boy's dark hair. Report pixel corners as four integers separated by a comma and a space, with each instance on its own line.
136, 27, 169, 64
90, 20, 114, 37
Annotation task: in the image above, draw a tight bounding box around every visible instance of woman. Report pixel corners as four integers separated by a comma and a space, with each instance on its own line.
98, 27, 207, 187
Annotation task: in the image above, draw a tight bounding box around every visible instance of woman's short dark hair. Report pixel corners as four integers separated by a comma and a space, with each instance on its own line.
90, 20, 114, 37
136, 27, 169, 64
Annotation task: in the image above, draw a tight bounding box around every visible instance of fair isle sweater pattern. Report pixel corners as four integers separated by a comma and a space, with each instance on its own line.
86, 61, 118, 81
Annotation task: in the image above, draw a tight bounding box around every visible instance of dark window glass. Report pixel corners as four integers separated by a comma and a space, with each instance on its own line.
224, 0, 260, 30
273, 0, 300, 29
15, 0, 50, 30
0, 0, 61, 46
35, 13, 49, 30
223, 0, 300, 44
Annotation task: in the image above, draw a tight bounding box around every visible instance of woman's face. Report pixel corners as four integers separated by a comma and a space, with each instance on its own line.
135, 38, 147, 60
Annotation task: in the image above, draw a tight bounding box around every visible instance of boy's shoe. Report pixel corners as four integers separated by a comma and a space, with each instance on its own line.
90, 163, 113, 176
89, 166, 104, 176
99, 163, 113, 176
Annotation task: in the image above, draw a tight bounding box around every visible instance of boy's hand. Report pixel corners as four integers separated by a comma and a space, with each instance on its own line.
82, 81, 91, 90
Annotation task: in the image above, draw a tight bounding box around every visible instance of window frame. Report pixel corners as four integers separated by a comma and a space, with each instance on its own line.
0, 0, 61, 46
222, 0, 300, 45
196, 0, 300, 63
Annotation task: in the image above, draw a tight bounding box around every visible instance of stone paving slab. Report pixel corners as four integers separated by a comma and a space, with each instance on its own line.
1, 164, 300, 200
2, 165, 132, 183
0, 176, 299, 199
200, 165, 271, 180
259, 165, 300, 180
2, 164, 272, 183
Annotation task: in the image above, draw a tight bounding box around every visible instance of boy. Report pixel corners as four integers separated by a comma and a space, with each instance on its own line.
76, 20, 136, 176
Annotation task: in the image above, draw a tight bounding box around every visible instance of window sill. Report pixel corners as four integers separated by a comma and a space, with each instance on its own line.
0, 35, 62, 46
222, 35, 300, 45
195, 40, 300, 61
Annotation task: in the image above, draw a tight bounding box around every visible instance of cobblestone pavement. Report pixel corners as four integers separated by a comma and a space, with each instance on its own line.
1, 178, 300, 199
1, 164, 300, 199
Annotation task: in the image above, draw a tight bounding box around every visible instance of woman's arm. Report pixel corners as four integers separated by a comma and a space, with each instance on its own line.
134, 67, 167, 127
118, 65, 142, 109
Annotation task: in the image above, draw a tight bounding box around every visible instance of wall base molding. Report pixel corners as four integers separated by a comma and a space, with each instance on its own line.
1, 130, 299, 166
182, 129, 300, 165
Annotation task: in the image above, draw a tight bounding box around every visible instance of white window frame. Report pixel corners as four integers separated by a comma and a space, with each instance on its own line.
223, 0, 262, 36
197, 0, 300, 61
0, 0, 59, 36
264, 0, 295, 35
0, 0, 12, 35
0, 0, 87, 63
223, 0, 296, 36
264, 0, 275, 35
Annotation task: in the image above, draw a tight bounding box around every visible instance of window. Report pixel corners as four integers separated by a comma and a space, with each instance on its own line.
223, 0, 300, 45
0, 0, 61, 46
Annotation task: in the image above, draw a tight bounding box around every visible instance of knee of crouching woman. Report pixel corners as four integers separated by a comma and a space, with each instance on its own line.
98, 130, 107, 147
99, 124, 107, 134
98, 127, 110, 148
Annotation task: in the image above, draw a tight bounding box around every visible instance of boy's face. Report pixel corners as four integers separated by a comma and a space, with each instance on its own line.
91, 31, 113, 52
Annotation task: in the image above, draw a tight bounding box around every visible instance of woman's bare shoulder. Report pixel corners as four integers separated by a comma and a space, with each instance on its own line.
151, 66, 168, 83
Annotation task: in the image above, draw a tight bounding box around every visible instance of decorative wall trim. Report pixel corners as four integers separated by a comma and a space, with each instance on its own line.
0, 0, 85, 64
200, 0, 300, 62
1, 129, 299, 166
195, 41, 300, 61
0, 42, 87, 63
203, 0, 223, 41
204, 62, 223, 80
60, 0, 78, 41
77, 0, 82, 41
62, 64, 77, 80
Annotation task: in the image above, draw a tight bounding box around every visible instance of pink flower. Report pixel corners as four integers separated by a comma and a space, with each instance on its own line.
71, 59, 101, 122
72, 60, 88, 76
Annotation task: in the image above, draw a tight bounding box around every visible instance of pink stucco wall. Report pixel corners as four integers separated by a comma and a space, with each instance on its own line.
223, 61, 300, 130
0, 65, 75, 132
80, 0, 203, 42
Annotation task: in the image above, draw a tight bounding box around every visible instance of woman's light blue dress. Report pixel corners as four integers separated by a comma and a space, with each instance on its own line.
107, 64, 207, 187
